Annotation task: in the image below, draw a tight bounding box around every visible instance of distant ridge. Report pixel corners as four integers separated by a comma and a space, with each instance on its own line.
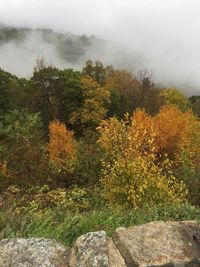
0, 25, 104, 63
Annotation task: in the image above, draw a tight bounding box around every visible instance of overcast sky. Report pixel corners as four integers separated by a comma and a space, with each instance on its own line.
0, 0, 200, 93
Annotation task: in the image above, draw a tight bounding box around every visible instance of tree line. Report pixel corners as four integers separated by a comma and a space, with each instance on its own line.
0, 59, 200, 208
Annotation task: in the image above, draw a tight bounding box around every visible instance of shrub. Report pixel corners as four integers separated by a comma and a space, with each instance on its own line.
98, 109, 187, 208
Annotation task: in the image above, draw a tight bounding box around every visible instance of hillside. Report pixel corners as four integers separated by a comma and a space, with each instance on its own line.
0, 26, 104, 75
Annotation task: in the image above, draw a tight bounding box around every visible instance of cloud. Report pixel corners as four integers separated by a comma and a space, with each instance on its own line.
0, 0, 200, 94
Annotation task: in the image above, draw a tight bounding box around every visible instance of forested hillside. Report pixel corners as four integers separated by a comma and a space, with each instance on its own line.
0, 26, 105, 76
0, 59, 200, 245
0, 26, 102, 61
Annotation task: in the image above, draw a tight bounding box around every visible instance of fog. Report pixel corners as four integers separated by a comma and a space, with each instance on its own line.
0, 0, 200, 94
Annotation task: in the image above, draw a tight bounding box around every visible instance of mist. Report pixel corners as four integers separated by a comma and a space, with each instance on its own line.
0, 0, 200, 94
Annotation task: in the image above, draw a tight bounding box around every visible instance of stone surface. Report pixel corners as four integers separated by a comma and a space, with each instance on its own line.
73, 230, 109, 267
0, 238, 71, 267
113, 221, 200, 267
69, 247, 76, 267
107, 237, 127, 267
1, 221, 200, 267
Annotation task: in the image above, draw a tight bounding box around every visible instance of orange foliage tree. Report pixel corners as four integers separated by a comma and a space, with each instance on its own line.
153, 105, 192, 159
47, 120, 76, 169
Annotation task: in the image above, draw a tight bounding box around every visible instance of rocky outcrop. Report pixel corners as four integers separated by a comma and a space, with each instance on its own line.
113, 221, 200, 267
107, 237, 127, 267
72, 231, 108, 267
1, 221, 200, 267
0, 238, 71, 267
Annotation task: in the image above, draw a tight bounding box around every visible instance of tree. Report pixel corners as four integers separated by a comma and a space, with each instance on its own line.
31, 60, 61, 131
70, 76, 110, 135
56, 69, 82, 126
0, 68, 15, 115
105, 70, 140, 118
153, 105, 192, 159
137, 70, 161, 114
47, 120, 76, 167
8, 77, 33, 111
0, 109, 43, 147
0, 110, 46, 186
46, 119, 78, 186
82, 60, 114, 85
160, 88, 190, 111
31, 60, 82, 133
105, 69, 161, 118
189, 95, 200, 117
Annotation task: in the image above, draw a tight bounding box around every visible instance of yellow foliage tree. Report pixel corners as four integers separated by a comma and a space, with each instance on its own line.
98, 108, 187, 208
70, 76, 110, 134
160, 88, 190, 111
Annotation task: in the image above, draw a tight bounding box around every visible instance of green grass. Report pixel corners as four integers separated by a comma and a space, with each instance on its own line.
1, 202, 200, 246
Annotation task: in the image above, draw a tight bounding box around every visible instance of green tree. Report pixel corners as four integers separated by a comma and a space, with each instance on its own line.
160, 88, 190, 111
0, 109, 43, 149
0, 110, 46, 186
31, 60, 61, 131
31, 60, 82, 132
82, 60, 114, 85
189, 95, 200, 117
8, 77, 34, 111
55, 69, 82, 127
0, 68, 15, 115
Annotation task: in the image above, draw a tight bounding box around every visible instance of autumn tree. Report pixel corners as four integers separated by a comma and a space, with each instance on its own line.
137, 70, 162, 114
98, 109, 187, 208
47, 119, 79, 186
105, 69, 161, 118
160, 88, 190, 111
47, 120, 76, 167
104, 70, 140, 118
70, 76, 110, 135
175, 114, 200, 204
153, 105, 192, 159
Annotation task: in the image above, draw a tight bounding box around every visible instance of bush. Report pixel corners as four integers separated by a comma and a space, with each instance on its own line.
98, 110, 187, 208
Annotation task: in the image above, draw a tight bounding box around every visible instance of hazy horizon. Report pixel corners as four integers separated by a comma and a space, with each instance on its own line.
0, 0, 200, 94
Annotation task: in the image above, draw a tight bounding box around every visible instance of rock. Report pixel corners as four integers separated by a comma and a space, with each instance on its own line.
1, 221, 200, 267
0, 238, 71, 267
107, 237, 127, 267
73, 231, 109, 267
69, 247, 76, 267
113, 221, 200, 267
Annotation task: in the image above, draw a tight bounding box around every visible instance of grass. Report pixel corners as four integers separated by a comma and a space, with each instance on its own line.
1, 202, 200, 246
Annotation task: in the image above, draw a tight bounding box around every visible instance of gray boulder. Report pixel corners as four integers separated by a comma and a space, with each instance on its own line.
0, 238, 71, 267
1, 221, 200, 267
72, 231, 109, 267
113, 221, 200, 267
